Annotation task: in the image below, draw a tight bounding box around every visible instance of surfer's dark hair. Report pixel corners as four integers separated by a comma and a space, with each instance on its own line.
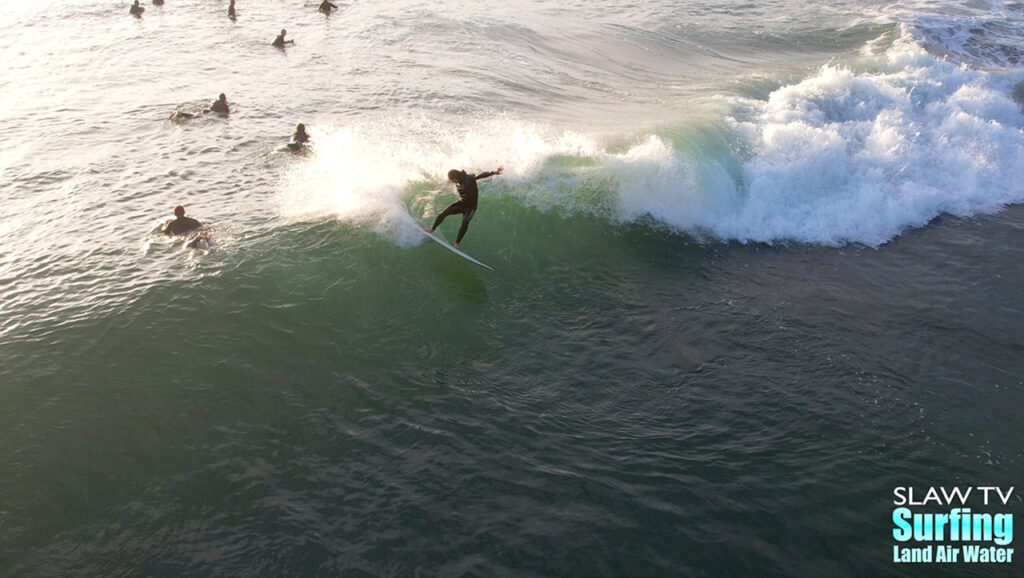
447, 169, 462, 181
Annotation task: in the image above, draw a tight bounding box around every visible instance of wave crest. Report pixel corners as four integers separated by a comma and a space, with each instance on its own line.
279, 35, 1024, 248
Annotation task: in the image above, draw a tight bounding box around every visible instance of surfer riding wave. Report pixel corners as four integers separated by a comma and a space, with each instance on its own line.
425, 165, 503, 249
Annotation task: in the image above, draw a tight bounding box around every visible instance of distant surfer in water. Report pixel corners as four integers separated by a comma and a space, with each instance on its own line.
130, 1, 144, 16
272, 29, 294, 48
228, 0, 236, 19
168, 93, 229, 120
208, 93, 229, 115
163, 205, 202, 235
287, 123, 310, 151
152, 0, 164, 6
162, 206, 212, 249
292, 123, 309, 144
425, 166, 503, 249
319, 1, 339, 14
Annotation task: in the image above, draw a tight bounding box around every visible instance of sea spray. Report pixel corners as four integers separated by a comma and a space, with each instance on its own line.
278, 123, 428, 247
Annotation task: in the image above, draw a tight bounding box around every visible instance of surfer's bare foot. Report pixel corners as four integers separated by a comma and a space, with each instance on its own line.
454, 243, 459, 249
424, 227, 433, 233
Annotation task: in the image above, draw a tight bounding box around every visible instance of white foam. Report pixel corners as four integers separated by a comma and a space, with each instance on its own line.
278, 122, 428, 247
706, 35, 1024, 245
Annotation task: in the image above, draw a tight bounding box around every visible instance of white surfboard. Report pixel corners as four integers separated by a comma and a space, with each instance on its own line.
421, 229, 494, 271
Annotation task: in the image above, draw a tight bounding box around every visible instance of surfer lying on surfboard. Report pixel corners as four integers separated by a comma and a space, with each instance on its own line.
161, 205, 213, 250
425, 165, 503, 249
162, 205, 202, 236
286, 123, 310, 151
169, 94, 229, 120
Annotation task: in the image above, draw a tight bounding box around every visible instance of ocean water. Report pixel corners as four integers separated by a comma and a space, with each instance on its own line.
1, 0, 1022, 576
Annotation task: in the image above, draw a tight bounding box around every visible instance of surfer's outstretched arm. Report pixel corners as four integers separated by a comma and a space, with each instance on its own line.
475, 165, 504, 180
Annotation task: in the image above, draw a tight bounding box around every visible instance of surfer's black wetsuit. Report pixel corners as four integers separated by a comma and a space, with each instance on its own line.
431, 170, 499, 244
209, 98, 229, 114
163, 216, 202, 235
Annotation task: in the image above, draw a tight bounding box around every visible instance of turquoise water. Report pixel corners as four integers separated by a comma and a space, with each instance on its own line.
1, 1, 1022, 576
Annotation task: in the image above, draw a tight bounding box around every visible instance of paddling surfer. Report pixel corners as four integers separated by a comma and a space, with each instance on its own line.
425, 166, 503, 249
168, 93, 228, 120
291, 123, 309, 145
272, 29, 294, 48
162, 205, 202, 235
206, 93, 229, 114
162, 205, 212, 249
285, 123, 310, 152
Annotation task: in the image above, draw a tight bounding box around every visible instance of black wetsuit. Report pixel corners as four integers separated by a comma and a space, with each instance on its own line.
209, 99, 229, 114
431, 170, 498, 244
164, 216, 202, 235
